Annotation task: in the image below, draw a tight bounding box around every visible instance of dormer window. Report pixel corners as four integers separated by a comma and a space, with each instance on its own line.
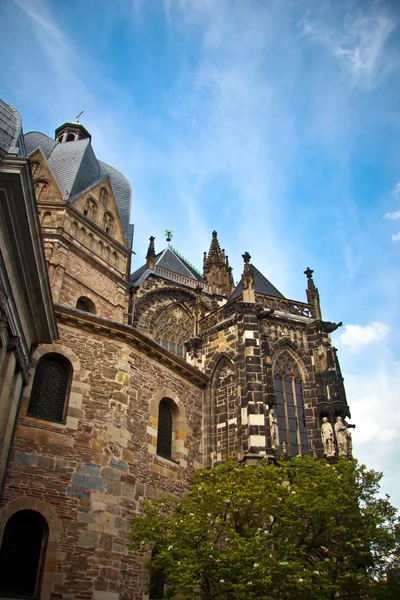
103, 212, 114, 235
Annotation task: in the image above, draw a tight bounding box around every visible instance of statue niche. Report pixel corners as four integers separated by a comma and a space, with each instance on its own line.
153, 304, 192, 359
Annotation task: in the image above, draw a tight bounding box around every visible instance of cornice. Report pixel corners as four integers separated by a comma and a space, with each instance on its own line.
54, 304, 209, 388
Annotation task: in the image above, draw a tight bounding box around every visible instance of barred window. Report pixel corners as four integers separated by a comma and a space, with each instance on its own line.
273, 351, 308, 457
157, 400, 173, 459
27, 354, 71, 423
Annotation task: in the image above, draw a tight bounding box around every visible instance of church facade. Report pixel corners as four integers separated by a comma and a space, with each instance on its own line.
0, 102, 351, 600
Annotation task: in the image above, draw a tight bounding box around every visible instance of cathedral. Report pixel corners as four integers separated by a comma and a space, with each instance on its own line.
0, 100, 351, 600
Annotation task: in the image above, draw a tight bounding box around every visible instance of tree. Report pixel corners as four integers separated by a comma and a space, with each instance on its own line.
129, 456, 400, 600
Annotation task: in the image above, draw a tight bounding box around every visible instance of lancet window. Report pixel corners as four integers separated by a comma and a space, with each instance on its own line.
34, 180, 48, 201
153, 305, 191, 359
83, 197, 97, 220
212, 358, 237, 462
103, 212, 114, 234
273, 351, 308, 457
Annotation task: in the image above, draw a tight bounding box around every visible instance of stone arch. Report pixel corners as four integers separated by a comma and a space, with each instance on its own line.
34, 178, 49, 201
30, 160, 41, 177
0, 497, 61, 600
75, 295, 96, 314
147, 388, 188, 467
271, 341, 307, 382
20, 343, 83, 431
204, 346, 236, 378
41, 211, 52, 227
135, 287, 211, 326
86, 232, 94, 250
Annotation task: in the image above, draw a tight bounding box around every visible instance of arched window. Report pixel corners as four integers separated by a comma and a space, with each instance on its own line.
0, 510, 49, 597
273, 351, 308, 457
66, 133, 75, 142
153, 305, 191, 359
99, 187, 108, 208
76, 296, 95, 314
83, 197, 97, 220
78, 227, 86, 243
157, 399, 173, 459
41, 211, 52, 226
27, 354, 71, 423
34, 180, 48, 201
103, 212, 114, 235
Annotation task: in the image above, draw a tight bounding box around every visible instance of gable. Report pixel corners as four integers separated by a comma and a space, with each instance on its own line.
71, 177, 127, 246
29, 148, 63, 202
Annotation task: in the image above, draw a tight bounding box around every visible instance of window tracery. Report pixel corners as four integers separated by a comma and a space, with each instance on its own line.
153, 305, 192, 359
273, 351, 308, 457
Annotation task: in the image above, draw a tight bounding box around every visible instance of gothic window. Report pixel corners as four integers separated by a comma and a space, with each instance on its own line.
0, 510, 48, 597
27, 354, 71, 423
103, 212, 114, 234
153, 305, 191, 360
34, 180, 48, 201
157, 399, 173, 459
83, 197, 97, 220
273, 351, 308, 457
76, 296, 95, 314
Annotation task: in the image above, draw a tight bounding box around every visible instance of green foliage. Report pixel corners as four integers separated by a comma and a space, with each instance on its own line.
129, 456, 400, 600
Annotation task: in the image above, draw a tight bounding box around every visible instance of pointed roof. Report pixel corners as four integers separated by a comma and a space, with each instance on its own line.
230, 264, 285, 300
23, 130, 133, 247
0, 99, 26, 156
206, 230, 223, 263
130, 246, 204, 285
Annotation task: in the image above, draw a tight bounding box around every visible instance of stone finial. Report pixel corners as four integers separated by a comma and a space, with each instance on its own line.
146, 236, 156, 270
203, 231, 235, 297
242, 251, 255, 302
304, 266, 321, 319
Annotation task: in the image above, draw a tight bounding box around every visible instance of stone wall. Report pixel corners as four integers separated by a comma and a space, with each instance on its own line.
1, 322, 206, 600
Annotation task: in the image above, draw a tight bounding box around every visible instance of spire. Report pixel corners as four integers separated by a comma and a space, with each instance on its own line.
203, 231, 235, 297
242, 252, 255, 302
146, 236, 156, 270
304, 267, 322, 319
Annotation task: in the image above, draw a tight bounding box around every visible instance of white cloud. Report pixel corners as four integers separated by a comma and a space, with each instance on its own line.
393, 182, 400, 193
344, 358, 400, 508
392, 232, 400, 242
384, 211, 400, 220
338, 322, 389, 351
300, 7, 397, 89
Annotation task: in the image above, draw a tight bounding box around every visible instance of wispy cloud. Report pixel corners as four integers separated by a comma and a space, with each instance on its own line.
392, 232, 400, 242
300, 5, 397, 89
384, 211, 400, 220
337, 322, 389, 351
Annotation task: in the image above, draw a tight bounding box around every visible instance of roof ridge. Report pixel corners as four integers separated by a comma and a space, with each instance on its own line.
170, 245, 202, 278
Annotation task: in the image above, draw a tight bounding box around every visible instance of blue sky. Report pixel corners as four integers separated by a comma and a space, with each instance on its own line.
1, 0, 400, 506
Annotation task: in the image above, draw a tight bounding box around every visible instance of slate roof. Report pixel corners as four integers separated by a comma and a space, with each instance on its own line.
130, 247, 204, 285
230, 264, 285, 300
23, 130, 132, 247
0, 100, 26, 156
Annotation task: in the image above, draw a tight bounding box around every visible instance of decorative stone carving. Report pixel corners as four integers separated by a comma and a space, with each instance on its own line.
269, 408, 279, 450
321, 417, 335, 458
334, 416, 352, 457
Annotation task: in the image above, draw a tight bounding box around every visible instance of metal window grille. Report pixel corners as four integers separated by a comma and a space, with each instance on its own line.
27, 356, 69, 422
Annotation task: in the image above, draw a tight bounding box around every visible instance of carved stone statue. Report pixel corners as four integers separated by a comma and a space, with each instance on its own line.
321, 417, 335, 458
334, 416, 352, 457
269, 408, 279, 450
